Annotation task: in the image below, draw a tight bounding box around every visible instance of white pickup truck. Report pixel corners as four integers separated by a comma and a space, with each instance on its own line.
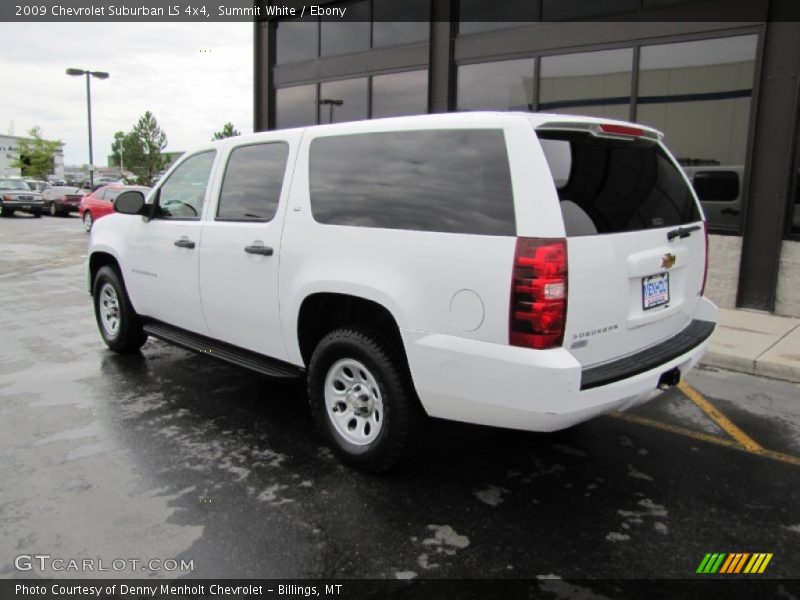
87, 112, 717, 471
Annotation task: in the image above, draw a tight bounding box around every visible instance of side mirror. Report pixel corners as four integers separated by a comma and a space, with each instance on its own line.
114, 190, 146, 215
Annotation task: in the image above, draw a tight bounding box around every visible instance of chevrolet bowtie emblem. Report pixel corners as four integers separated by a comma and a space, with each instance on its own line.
661, 253, 677, 269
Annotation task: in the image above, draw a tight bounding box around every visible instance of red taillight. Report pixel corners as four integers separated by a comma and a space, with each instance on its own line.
599, 123, 645, 137
700, 221, 709, 296
510, 238, 568, 350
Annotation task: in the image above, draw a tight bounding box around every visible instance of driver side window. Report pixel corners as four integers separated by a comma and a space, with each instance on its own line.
156, 151, 216, 220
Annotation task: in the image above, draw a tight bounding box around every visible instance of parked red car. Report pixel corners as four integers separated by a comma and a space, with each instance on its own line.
79, 184, 150, 232
41, 185, 89, 217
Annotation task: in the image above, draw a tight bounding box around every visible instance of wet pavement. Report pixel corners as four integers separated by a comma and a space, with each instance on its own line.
1, 214, 800, 584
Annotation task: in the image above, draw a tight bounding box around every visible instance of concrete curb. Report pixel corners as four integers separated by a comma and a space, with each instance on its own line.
699, 309, 800, 383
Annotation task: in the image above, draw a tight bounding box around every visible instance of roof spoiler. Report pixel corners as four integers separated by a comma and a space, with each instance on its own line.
536, 121, 662, 142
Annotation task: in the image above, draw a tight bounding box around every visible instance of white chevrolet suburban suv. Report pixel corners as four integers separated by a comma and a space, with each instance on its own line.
87, 112, 717, 472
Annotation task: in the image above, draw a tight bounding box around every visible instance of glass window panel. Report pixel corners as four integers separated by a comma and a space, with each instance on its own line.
371, 70, 428, 118
320, 1, 370, 57
275, 17, 319, 65
310, 129, 516, 235
217, 143, 289, 222
457, 58, 535, 111
458, 0, 536, 36
373, 0, 429, 47
319, 78, 368, 124
539, 48, 633, 120
276, 85, 318, 129
157, 151, 216, 220
638, 35, 758, 233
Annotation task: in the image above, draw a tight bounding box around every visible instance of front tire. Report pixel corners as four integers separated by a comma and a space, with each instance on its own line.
92, 266, 147, 353
307, 328, 424, 472
49, 202, 59, 217
83, 211, 93, 232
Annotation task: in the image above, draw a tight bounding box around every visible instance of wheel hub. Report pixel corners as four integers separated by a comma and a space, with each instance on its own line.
324, 358, 384, 446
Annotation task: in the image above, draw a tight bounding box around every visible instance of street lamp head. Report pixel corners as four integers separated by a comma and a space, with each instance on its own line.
66, 68, 109, 79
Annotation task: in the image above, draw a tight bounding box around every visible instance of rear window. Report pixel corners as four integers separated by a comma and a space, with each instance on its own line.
309, 129, 516, 236
538, 131, 701, 236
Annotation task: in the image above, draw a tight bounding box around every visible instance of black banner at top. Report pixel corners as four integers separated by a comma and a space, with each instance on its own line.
2, 0, 800, 22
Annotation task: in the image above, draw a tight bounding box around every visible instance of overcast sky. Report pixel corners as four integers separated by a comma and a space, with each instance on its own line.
0, 23, 252, 166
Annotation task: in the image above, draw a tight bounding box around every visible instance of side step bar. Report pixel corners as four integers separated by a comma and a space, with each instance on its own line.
142, 320, 304, 379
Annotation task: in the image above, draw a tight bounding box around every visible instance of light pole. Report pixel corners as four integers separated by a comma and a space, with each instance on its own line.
319, 98, 343, 124
66, 68, 109, 189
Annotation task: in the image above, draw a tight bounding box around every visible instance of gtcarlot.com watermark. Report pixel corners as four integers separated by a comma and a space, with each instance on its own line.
15, 554, 194, 574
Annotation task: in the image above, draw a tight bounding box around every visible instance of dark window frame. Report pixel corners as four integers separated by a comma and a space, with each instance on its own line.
215, 141, 291, 224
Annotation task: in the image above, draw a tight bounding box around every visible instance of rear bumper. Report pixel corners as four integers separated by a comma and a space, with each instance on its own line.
403, 297, 717, 432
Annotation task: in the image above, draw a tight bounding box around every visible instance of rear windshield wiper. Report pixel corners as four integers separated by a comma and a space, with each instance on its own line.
667, 225, 701, 241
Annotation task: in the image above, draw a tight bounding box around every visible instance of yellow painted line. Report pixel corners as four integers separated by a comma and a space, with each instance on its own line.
745, 553, 761, 574
678, 381, 764, 452
609, 412, 800, 467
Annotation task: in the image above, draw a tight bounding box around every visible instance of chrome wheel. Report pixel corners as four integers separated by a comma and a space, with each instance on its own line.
324, 358, 384, 446
50, 202, 57, 216
83, 212, 93, 231
98, 282, 120, 337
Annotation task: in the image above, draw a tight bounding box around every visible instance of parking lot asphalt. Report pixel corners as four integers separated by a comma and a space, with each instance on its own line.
1, 214, 799, 588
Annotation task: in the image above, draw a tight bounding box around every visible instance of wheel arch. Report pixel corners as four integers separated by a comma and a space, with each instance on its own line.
296, 292, 409, 370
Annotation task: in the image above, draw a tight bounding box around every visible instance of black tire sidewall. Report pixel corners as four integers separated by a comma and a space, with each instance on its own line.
92, 266, 146, 353
308, 328, 420, 472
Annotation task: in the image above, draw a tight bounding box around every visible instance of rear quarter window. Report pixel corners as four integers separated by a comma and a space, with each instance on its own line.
692, 170, 740, 202
309, 129, 516, 236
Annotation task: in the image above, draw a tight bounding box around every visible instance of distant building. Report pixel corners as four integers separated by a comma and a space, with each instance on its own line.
0, 133, 64, 179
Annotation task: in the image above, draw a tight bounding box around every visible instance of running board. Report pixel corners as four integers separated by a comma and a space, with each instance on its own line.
142, 320, 304, 379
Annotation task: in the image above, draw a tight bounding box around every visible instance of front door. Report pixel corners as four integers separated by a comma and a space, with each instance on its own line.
124, 151, 217, 335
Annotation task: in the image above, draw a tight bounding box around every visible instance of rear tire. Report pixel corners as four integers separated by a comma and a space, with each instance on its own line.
307, 327, 424, 473
83, 211, 93, 232
49, 202, 59, 217
92, 266, 147, 353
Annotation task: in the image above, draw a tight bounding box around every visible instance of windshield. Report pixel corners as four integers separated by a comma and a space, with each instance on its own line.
0, 179, 32, 191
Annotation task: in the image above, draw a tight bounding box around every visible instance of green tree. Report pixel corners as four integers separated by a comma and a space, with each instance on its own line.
12, 126, 61, 180
212, 122, 241, 141
122, 112, 168, 186
109, 131, 126, 168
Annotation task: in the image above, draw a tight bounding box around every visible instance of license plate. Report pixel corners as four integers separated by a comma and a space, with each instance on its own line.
642, 272, 670, 310
22, 204, 30, 210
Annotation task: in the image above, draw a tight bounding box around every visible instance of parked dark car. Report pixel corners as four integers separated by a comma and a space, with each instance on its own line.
42, 186, 89, 217
0, 178, 44, 217
80, 184, 150, 232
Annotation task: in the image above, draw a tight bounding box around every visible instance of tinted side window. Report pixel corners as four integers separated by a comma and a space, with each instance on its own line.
217, 143, 290, 222
157, 151, 216, 220
309, 130, 516, 236
692, 171, 740, 202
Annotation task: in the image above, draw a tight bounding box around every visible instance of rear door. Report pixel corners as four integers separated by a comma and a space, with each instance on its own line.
198, 135, 296, 361
536, 122, 706, 367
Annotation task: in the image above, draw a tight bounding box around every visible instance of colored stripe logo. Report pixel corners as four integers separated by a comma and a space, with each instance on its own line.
696, 553, 773, 574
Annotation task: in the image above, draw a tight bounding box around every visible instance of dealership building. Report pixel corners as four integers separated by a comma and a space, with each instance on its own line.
254, 1, 800, 317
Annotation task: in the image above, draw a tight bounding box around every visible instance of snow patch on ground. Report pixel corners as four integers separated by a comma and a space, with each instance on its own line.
627, 464, 654, 482
475, 485, 510, 507
606, 532, 630, 542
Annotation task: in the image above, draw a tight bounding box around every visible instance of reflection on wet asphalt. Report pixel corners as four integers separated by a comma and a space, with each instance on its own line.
2, 217, 800, 583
